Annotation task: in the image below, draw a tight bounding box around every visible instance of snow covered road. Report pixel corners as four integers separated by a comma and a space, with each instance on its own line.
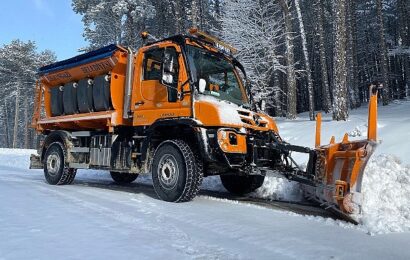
2, 100, 410, 259
1, 156, 410, 259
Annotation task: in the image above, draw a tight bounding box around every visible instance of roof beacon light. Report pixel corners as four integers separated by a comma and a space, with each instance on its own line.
188, 28, 238, 55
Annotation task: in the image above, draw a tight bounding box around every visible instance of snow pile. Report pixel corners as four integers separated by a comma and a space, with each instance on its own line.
359, 154, 410, 234
199, 174, 303, 202
348, 124, 367, 137
252, 172, 303, 202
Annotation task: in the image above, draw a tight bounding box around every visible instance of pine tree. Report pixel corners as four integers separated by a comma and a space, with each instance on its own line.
0, 40, 56, 148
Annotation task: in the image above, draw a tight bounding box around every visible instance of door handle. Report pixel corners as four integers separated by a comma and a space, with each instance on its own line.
135, 101, 145, 107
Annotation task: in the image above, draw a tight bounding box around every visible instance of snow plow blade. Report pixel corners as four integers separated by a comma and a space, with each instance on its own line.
284, 85, 380, 222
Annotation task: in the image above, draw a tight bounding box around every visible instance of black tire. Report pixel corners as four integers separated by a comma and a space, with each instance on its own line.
43, 142, 77, 185
151, 140, 203, 202
77, 79, 94, 113
63, 82, 78, 115
50, 86, 64, 116
93, 75, 111, 111
110, 171, 138, 184
220, 174, 265, 195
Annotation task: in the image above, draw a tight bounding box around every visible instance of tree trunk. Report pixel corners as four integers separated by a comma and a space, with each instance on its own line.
13, 86, 20, 148
376, 0, 390, 105
405, 57, 410, 98
295, 0, 315, 120
398, 0, 410, 98
332, 0, 349, 121
192, 0, 199, 28
24, 97, 29, 149
346, 0, 360, 108
3, 99, 10, 148
174, 0, 185, 34
279, 0, 297, 119
350, 0, 360, 107
316, 0, 332, 113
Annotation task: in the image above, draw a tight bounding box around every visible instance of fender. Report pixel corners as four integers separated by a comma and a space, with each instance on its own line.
140, 118, 202, 162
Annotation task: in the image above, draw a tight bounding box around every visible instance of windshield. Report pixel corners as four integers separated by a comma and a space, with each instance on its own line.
185, 45, 248, 106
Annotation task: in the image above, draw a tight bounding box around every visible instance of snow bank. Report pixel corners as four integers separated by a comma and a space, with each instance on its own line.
358, 155, 410, 234
0, 148, 36, 170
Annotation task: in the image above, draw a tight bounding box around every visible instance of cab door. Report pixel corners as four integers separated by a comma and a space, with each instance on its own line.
132, 44, 191, 126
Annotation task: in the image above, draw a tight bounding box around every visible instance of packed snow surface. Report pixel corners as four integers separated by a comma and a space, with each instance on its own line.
1, 150, 410, 259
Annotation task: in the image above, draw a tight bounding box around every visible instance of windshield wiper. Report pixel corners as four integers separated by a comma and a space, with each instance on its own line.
240, 103, 251, 109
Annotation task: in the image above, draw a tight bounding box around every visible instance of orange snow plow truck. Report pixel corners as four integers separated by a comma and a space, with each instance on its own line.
30, 29, 379, 222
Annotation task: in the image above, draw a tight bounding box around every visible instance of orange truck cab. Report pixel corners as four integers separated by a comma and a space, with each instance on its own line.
30, 30, 378, 220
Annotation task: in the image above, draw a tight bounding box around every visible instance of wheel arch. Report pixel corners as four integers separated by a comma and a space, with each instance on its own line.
41, 130, 73, 162
140, 118, 205, 162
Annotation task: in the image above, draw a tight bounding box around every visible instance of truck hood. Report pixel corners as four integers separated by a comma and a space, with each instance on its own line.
193, 96, 278, 133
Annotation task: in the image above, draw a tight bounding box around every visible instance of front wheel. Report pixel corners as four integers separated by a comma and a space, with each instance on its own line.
44, 142, 76, 185
110, 172, 138, 184
151, 140, 203, 202
220, 174, 265, 195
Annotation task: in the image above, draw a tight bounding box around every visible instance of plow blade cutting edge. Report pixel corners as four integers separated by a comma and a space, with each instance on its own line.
282, 86, 379, 223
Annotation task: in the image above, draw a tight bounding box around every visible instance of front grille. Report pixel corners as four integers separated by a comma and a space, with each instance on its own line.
237, 110, 250, 116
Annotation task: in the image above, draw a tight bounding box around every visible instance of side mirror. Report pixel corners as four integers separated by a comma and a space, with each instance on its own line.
259, 99, 266, 111
161, 49, 178, 86
162, 74, 174, 85
199, 79, 207, 93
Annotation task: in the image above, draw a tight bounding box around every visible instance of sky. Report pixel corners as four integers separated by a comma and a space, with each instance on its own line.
0, 0, 88, 60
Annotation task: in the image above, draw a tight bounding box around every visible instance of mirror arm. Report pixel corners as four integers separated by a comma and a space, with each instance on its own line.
161, 82, 184, 101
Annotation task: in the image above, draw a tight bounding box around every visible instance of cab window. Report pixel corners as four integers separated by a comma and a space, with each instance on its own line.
143, 48, 163, 81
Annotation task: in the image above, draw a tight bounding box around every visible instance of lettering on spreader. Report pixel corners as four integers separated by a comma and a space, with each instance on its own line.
81, 61, 112, 74
47, 71, 72, 82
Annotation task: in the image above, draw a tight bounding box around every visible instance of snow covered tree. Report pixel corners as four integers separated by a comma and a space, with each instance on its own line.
221, 0, 285, 115
72, 0, 155, 50
0, 40, 56, 148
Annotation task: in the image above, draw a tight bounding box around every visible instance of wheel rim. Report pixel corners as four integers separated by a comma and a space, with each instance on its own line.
47, 152, 61, 176
157, 154, 179, 190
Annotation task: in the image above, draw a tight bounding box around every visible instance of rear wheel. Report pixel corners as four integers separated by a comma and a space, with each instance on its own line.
44, 142, 77, 185
110, 172, 138, 184
151, 140, 203, 202
220, 174, 265, 195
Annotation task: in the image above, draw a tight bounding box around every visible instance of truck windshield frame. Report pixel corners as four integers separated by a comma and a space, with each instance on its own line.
185, 44, 249, 106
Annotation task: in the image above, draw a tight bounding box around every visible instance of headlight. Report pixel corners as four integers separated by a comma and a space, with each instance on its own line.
217, 129, 247, 154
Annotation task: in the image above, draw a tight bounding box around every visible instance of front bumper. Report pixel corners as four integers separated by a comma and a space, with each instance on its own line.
197, 127, 282, 174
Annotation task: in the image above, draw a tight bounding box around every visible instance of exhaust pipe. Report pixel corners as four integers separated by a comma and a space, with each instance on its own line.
123, 47, 134, 119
